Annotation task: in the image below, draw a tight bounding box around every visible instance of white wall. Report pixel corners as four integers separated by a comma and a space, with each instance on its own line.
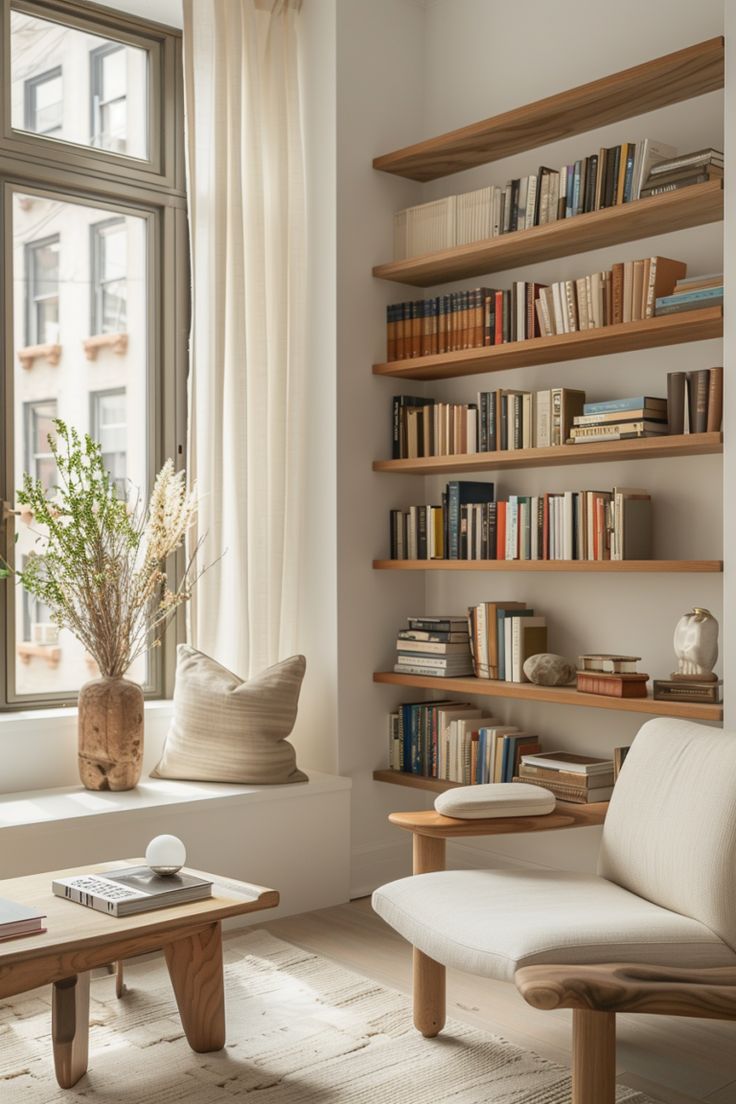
334, 0, 438, 894
340, 0, 726, 889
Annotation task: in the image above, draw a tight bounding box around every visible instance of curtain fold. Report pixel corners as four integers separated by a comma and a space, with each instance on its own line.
183, 0, 306, 678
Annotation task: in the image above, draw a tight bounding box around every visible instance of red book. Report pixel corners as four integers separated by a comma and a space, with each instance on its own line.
496, 501, 507, 559
494, 291, 504, 345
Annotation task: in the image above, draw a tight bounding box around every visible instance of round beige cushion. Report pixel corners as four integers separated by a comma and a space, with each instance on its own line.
435, 782, 556, 819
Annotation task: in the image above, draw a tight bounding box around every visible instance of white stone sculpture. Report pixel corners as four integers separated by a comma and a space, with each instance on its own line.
673, 607, 719, 680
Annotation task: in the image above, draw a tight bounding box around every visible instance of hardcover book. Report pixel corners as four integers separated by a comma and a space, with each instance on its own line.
53, 868, 213, 918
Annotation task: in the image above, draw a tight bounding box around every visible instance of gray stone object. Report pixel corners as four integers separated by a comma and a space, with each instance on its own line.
523, 653, 576, 687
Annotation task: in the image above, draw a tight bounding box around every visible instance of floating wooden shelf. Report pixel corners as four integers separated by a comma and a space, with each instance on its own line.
373, 181, 723, 287
373, 671, 723, 722
373, 38, 724, 181
374, 559, 722, 573
373, 770, 463, 794
373, 308, 723, 381
373, 432, 723, 475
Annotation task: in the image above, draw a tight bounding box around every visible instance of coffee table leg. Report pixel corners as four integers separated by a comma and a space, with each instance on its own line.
52, 972, 90, 1088
164, 921, 226, 1052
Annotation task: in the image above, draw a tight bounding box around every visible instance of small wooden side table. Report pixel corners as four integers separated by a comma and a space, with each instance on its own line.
0, 860, 279, 1088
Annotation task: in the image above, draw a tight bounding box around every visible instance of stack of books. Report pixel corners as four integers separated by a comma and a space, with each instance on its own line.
577, 654, 649, 699
653, 679, 721, 706
641, 148, 723, 197
655, 272, 723, 317
392, 137, 679, 262
514, 751, 615, 804
394, 616, 473, 679
0, 899, 46, 943
389, 484, 651, 562
387, 700, 539, 783
468, 600, 547, 682
568, 395, 667, 443
667, 368, 723, 434
385, 255, 687, 360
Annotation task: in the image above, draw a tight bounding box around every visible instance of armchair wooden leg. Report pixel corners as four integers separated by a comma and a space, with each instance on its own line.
412, 834, 446, 876
572, 1009, 616, 1104
413, 946, 446, 1037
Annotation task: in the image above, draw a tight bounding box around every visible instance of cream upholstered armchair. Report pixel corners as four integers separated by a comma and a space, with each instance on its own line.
373, 718, 736, 1103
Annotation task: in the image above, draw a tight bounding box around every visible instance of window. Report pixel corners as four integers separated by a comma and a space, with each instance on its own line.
90, 43, 127, 154
25, 235, 59, 346
2, 1, 187, 710
24, 67, 62, 136
24, 399, 58, 492
91, 218, 127, 333
91, 389, 127, 495
10, 10, 149, 161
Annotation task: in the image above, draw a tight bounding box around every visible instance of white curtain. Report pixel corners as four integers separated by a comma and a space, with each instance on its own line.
183, 0, 306, 678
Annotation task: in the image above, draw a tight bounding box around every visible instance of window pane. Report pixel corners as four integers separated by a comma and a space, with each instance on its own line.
11, 11, 148, 160
12, 192, 148, 696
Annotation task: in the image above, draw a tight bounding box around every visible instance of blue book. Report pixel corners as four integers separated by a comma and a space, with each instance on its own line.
656, 286, 724, 308
584, 396, 665, 414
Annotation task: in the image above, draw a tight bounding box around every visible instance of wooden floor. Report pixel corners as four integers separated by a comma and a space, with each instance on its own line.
262, 897, 736, 1104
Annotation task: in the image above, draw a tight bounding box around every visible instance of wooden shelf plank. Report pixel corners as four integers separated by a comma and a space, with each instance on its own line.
373, 559, 723, 573
373, 181, 723, 287
387, 803, 610, 834
373, 308, 723, 381
373, 671, 723, 721
373, 38, 724, 181
373, 433, 723, 474
373, 770, 464, 794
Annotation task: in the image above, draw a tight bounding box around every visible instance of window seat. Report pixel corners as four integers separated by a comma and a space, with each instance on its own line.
0, 772, 351, 919
0, 772, 350, 829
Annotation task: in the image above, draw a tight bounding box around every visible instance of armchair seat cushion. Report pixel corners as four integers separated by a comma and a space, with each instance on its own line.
373, 868, 736, 984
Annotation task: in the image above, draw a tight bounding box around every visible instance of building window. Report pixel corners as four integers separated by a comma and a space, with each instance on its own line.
91, 218, 127, 334
25, 235, 60, 347
21, 556, 53, 645
90, 43, 127, 153
91, 389, 127, 496
24, 399, 58, 493
4, 2, 186, 709
24, 67, 63, 137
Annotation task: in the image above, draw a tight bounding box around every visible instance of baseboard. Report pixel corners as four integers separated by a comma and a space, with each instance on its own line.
350, 839, 412, 898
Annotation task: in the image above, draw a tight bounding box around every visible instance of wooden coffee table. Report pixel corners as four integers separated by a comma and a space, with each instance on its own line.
0, 860, 279, 1088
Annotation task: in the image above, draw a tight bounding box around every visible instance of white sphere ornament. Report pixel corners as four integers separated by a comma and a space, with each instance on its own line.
145, 834, 187, 876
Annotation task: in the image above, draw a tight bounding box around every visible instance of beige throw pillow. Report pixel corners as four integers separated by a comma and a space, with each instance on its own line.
152, 646, 307, 784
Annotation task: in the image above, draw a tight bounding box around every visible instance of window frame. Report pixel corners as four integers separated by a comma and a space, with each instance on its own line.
0, 0, 188, 711
23, 64, 62, 137
24, 232, 59, 346
2, 0, 183, 195
90, 215, 126, 335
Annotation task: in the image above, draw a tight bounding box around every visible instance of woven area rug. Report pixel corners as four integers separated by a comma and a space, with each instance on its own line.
1, 929, 657, 1103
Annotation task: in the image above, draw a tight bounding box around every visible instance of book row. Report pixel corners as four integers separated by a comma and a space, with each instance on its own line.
393, 372, 722, 459
392, 140, 721, 262
389, 482, 651, 562
387, 698, 540, 782
385, 255, 697, 360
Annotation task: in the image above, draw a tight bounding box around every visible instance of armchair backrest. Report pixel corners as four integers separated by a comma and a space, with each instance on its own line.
598, 717, 736, 951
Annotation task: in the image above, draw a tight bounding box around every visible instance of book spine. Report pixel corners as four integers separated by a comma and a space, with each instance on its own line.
707, 367, 723, 433
667, 372, 686, 435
